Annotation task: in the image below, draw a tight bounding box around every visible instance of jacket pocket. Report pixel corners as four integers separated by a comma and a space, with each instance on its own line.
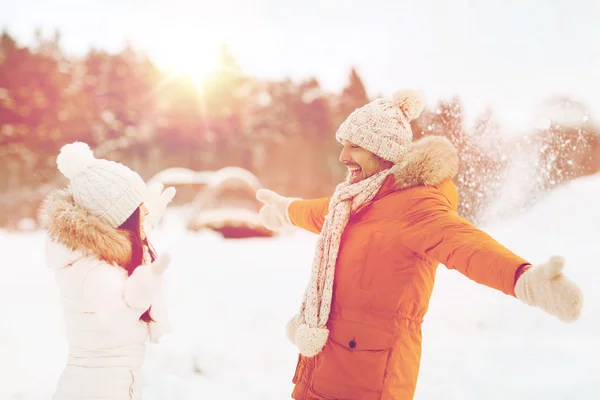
360, 231, 386, 290
311, 319, 394, 400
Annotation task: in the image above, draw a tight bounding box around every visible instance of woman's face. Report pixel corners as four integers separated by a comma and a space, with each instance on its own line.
139, 203, 149, 240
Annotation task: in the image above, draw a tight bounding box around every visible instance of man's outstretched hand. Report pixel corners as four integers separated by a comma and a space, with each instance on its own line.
515, 255, 583, 323
256, 189, 297, 231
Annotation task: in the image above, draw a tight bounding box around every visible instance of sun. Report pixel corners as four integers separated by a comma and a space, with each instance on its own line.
158, 47, 220, 89
147, 28, 221, 89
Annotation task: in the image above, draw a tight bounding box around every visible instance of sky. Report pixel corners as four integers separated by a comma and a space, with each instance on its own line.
2, 0, 599, 134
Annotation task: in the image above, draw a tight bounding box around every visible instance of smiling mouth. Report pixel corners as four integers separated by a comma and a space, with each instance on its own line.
347, 165, 362, 181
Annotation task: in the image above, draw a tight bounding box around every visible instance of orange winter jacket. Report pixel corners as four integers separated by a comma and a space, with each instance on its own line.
286, 136, 530, 400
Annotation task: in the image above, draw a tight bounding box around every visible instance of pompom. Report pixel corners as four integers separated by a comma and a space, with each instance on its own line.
295, 323, 329, 357
392, 89, 424, 121
56, 142, 96, 180
286, 314, 302, 344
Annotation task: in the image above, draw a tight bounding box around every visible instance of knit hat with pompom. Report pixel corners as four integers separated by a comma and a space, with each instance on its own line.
56, 142, 147, 228
335, 89, 425, 163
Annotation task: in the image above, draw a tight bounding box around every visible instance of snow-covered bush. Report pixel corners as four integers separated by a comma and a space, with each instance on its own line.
187, 167, 274, 239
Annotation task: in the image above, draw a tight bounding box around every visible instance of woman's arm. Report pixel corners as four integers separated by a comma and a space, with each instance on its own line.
82, 255, 170, 330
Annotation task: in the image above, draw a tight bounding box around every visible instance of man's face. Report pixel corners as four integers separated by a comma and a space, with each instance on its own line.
339, 140, 393, 184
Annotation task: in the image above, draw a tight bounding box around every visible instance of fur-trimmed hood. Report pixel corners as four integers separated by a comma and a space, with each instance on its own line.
39, 189, 132, 269
389, 135, 459, 191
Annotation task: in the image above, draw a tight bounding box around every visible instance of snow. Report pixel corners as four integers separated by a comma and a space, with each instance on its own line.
1, 172, 600, 399
256, 91, 272, 107
16, 218, 37, 231
301, 87, 323, 104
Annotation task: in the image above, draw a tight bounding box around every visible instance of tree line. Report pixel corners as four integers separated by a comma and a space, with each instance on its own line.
1, 29, 598, 228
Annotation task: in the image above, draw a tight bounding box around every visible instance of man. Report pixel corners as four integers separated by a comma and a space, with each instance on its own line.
256, 90, 583, 400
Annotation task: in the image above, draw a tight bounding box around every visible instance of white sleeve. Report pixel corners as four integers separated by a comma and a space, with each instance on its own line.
81, 263, 161, 330
122, 264, 163, 310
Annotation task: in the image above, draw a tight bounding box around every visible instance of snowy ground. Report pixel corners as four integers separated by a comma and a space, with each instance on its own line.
1, 173, 600, 399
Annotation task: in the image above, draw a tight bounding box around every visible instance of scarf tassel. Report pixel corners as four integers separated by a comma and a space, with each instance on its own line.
287, 314, 329, 357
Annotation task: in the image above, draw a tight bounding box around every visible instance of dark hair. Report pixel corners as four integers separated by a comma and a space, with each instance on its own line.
118, 207, 156, 323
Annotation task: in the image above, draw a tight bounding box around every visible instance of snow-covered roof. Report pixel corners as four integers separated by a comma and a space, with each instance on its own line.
207, 167, 262, 191
147, 168, 213, 186
148, 166, 262, 191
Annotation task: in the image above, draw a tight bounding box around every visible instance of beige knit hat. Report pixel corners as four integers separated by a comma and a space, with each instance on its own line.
335, 89, 425, 163
56, 142, 148, 228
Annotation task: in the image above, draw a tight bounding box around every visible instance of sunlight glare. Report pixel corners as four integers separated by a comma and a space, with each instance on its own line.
149, 25, 221, 89
164, 48, 219, 88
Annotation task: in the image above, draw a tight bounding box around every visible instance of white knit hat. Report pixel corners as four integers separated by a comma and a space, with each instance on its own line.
335, 89, 425, 163
56, 142, 148, 228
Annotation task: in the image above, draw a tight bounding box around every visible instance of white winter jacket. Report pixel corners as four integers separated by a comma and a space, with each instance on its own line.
40, 189, 171, 400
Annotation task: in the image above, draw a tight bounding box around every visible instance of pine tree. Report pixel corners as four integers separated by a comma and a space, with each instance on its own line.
336, 67, 369, 123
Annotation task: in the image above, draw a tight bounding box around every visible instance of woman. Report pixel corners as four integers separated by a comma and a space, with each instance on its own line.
39, 142, 176, 400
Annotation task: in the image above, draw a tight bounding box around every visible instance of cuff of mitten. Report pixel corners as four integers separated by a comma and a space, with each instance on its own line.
284, 198, 301, 225
514, 263, 532, 286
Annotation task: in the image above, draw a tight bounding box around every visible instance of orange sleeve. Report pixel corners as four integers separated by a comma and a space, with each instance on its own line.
288, 197, 331, 234
399, 188, 530, 297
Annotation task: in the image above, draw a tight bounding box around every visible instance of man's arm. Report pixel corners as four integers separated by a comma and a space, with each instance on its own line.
288, 197, 331, 234
256, 189, 330, 234
399, 187, 529, 297
398, 186, 582, 323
